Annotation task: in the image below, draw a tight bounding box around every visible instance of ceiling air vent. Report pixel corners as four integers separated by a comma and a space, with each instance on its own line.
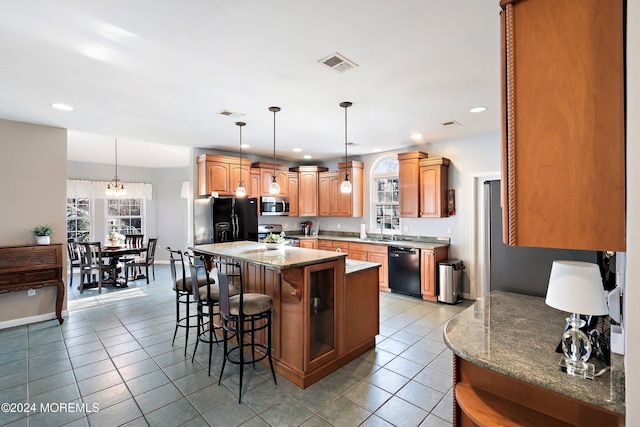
319, 52, 358, 73
440, 120, 461, 127
218, 109, 246, 118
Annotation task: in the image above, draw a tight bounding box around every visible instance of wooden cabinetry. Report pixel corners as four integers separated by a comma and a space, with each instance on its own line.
500, 0, 625, 251
290, 166, 328, 217
398, 151, 427, 217
250, 168, 261, 199
252, 162, 290, 197
198, 154, 251, 196
338, 161, 364, 217
419, 157, 449, 218
348, 242, 389, 291
318, 161, 364, 217
288, 172, 299, 217
298, 239, 317, 249
420, 246, 449, 302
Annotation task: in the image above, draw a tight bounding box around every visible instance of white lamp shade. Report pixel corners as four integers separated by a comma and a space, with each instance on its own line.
268, 180, 280, 194
545, 261, 608, 315
340, 179, 352, 193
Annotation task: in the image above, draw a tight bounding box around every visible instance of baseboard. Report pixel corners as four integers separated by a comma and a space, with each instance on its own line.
0, 310, 69, 330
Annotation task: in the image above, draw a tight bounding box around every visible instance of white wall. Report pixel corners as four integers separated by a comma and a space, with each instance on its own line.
0, 119, 67, 323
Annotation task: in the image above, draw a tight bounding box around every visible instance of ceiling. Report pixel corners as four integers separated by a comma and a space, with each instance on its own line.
0, 0, 501, 168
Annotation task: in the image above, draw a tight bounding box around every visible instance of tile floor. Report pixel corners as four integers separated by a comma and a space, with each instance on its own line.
0, 264, 472, 427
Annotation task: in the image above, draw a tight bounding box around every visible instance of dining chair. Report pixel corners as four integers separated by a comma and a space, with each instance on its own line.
77, 242, 110, 293
66, 238, 81, 287
215, 259, 277, 403
127, 237, 158, 284
124, 234, 144, 248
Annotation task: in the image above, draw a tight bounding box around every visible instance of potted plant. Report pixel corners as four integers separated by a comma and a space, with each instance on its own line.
32, 225, 54, 245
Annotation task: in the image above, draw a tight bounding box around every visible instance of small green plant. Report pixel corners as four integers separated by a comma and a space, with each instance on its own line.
32, 225, 54, 236
263, 233, 285, 244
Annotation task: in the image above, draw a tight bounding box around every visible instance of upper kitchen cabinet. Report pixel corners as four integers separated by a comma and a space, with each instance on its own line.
288, 171, 299, 217
197, 154, 251, 196
500, 0, 625, 251
252, 162, 290, 197
398, 151, 450, 218
419, 157, 449, 218
318, 162, 364, 217
398, 151, 428, 217
290, 166, 329, 217
338, 161, 364, 217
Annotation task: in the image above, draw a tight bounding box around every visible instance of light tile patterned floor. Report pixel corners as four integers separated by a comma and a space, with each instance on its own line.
0, 264, 472, 427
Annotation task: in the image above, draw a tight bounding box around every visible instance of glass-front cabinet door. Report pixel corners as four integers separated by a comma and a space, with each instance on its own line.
305, 260, 342, 371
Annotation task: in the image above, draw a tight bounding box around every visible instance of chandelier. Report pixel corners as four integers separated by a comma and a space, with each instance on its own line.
105, 138, 126, 196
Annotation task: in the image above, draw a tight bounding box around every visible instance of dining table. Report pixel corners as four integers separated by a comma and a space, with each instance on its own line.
101, 244, 147, 286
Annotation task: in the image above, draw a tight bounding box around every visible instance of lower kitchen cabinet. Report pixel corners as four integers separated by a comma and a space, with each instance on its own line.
421, 247, 449, 302
348, 242, 389, 291
298, 239, 317, 249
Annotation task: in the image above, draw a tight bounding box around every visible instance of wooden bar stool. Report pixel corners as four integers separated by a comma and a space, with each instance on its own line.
215, 260, 277, 403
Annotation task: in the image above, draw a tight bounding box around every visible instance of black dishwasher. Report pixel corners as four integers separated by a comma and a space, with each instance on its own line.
388, 246, 421, 298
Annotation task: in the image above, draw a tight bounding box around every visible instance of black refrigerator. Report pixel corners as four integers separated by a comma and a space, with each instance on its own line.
194, 196, 258, 245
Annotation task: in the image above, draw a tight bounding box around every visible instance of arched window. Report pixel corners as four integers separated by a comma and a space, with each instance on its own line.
371, 157, 400, 233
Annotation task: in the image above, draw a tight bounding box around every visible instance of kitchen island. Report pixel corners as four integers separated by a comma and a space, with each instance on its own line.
192, 241, 380, 388
444, 291, 625, 426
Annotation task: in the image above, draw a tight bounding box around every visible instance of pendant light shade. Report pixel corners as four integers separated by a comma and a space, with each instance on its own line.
340, 101, 353, 194
235, 121, 247, 197
105, 138, 126, 196
268, 106, 281, 195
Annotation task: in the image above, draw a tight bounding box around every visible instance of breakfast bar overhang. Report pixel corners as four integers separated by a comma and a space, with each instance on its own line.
193, 241, 381, 388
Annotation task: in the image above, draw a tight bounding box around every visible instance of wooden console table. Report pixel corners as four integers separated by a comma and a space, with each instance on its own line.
0, 244, 65, 324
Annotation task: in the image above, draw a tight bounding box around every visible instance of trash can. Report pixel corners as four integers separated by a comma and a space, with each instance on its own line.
438, 259, 464, 304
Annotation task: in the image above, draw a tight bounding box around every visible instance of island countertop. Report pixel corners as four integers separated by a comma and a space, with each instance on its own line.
192, 241, 347, 270
444, 291, 625, 415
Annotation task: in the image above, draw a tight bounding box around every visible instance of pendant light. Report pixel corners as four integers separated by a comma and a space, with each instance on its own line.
268, 106, 281, 194
235, 121, 247, 197
340, 101, 353, 194
105, 138, 126, 196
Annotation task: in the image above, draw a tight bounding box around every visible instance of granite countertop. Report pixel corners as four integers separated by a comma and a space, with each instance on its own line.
192, 241, 347, 270
344, 259, 381, 275
444, 291, 625, 415
291, 234, 450, 250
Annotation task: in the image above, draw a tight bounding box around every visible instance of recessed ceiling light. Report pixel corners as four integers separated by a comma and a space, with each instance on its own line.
470, 106, 487, 113
292, 148, 302, 152
411, 133, 423, 140
373, 148, 382, 152
51, 103, 74, 111
241, 144, 250, 149
303, 155, 312, 159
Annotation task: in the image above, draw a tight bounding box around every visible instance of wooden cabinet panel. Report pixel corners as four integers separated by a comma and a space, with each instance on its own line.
367, 252, 388, 291
318, 172, 337, 216
250, 168, 260, 198
338, 161, 364, 217
252, 162, 290, 197
343, 267, 379, 353
197, 154, 251, 196
290, 166, 328, 217
299, 239, 317, 249
420, 247, 448, 302
288, 172, 299, 217
317, 240, 334, 251
500, 0, 625, 251
398, 151, 427, 217
419, 158, 449, 218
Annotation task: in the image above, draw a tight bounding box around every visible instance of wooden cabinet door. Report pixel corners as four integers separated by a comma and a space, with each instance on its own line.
288, 172, 299, 217
349, 250, 368, 261
250, 169, 260, 199
501, 0, 625, 251
367, 252, 388, 291
206, 162, 231, 195
419, 158, 449, 218
299, 171, 319, 217
317, 240, 334, 251
229, 164, 251, 196
398, 154, 424, 217
259, 168, 289, 196
329, 174, 340, 216
299, 239, 317, 249
318, 172, 334, 216
337, 169, 352, 217
420, 250, 436, 301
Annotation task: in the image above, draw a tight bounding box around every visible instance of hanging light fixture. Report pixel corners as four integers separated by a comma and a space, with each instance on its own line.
340, 101, 353, 194
105, 138, 126, 196
268, 106, 281, 194
235, 121, 247, 197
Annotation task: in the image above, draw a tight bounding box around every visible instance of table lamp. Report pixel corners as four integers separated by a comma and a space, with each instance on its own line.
545, 261, 608, 379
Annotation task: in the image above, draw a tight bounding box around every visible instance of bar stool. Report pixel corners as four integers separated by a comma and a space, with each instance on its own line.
215, 259, 277, 403
186, 254, 226, 375
167, 248, 201, 356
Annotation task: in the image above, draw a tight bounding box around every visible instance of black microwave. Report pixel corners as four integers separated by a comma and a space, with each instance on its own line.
260, 197, 290, 216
